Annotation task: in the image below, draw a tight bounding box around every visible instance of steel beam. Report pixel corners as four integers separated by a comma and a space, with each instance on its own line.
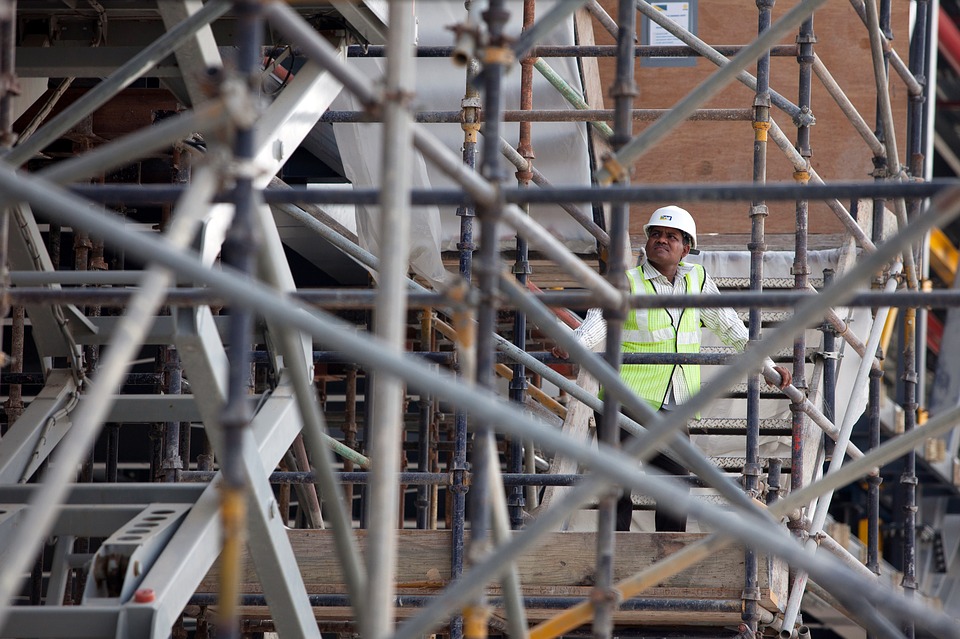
44, 535, 74, 607
1, 0, 231, 166
126, 382, 317, 639
15, 46, 187, 78
0, 483, 207, 505
0, 607, 122, 638
253, 59, 345, 189
82, 505, 191, 602
6, 204, 84, 363
0, 369, 79, 482
328, 0, 388, 44
157, 0, 225, 107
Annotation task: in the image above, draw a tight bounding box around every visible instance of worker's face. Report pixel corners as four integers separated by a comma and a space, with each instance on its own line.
645, 226, 690, 270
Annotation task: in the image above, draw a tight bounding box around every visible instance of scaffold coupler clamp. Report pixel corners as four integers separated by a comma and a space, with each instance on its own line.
599, 152, 629, 185
449, 22, 483, 67
460, 96, 483, 144
450, 461, 471, 495
482, 44, 516, 70
793, 105, 816, 128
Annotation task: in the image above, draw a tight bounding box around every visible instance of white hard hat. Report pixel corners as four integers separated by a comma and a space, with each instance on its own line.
643, 205, 697, 250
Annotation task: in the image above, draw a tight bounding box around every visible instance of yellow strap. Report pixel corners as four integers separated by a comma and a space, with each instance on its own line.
793, 169, 810, 183
461, 120, 481, 143
601, 153, 629, 184
483, 46, 515, 66
753, 120, 770, 142
463, 605, 490, 639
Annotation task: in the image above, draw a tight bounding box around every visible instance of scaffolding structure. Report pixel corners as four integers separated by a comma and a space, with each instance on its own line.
0, 1, 958, 639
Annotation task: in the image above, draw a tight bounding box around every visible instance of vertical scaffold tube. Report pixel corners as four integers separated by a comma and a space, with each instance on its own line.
791, 12, 815, 502
821, 269, 837, 463
778, 264, 902, 633
900, 304, 919, 639
906, 0, 931, 408
788, 25, 815, 631
593, 2, 636, 637
465, 1, 511, 636
744, 0, 774, 632
366, 0, 417, 634
867, 33, 890, 637
901, 6, 929, 635
217, 3, 262, 638
452, 10, 481, 638
162, 346, 184, 482
417, 312, 435, 530
867, 362, 883, 582
508, 0, 537, 530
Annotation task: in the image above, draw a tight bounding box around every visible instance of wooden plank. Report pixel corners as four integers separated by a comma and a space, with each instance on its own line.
199, 530, 787, 612
535, 367, 597, 519
226, 604, 747, 626
573, 7, 612, 166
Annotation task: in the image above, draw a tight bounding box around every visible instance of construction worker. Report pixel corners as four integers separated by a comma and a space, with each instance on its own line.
554, 205, 792, 531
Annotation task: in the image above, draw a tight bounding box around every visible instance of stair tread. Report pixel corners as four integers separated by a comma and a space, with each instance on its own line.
693, 417, 792, 432
714, 276, 824, 289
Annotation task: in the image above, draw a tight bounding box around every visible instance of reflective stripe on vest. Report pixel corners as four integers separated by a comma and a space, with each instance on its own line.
619, 264, 705, 411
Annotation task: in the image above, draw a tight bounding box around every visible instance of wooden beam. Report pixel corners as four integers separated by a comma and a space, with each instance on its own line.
200, 530, 787, 619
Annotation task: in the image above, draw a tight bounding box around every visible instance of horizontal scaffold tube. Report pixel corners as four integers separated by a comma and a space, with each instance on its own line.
319, 108, 754, 123
342, 44, 799, 58
187, 593, 771, 618
9, 287, 959, 314
179, 471, 590, 486
64, 179, 958, 206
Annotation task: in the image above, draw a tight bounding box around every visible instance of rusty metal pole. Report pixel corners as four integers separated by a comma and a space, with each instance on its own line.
507, 0, 536, 531
417, 312, 435, 530
3, 304, 22, 434
343, 366, 358, 511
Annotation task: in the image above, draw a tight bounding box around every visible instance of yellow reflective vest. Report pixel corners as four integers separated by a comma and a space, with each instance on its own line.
619, 263, 706, 411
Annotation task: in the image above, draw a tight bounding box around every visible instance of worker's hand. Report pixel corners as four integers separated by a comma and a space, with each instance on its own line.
771, 365, 792, 389
551, 345, 569, 360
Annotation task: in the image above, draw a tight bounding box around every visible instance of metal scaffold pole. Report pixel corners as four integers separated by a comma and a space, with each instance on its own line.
365, 1, 417, 635
592, 1, 636, 636
216, 4, 262, 637
450, 4, 481, 635
2, 2, 960, 638
744, 0, 774, 631
507, 0, 537, 533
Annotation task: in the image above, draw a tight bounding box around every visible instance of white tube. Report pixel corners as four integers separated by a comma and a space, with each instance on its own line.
779, 262, 902, 631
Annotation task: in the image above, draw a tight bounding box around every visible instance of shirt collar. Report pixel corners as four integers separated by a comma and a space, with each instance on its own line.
640, 258, 693, 282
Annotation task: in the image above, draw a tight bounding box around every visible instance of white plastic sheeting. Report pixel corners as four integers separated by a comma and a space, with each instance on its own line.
331, 0, 595, 287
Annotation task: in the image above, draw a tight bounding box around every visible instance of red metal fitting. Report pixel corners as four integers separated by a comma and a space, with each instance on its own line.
134, 588, 156, 603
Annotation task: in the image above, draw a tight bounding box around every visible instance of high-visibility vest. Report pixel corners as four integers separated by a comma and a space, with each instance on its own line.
619, 263, 705, 411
